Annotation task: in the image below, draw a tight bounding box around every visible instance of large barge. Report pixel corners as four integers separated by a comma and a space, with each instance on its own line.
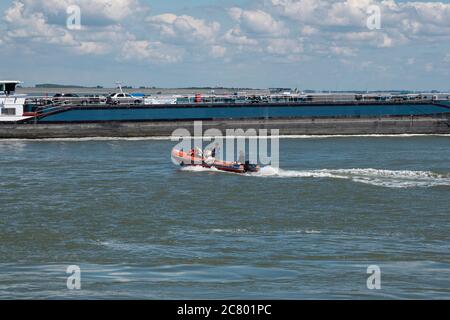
1, 81, 449, 138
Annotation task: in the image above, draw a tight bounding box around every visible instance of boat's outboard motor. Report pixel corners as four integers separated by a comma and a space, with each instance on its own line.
244, 161, 259, 173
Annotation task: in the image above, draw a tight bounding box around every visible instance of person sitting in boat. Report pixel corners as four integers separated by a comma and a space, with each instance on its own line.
211, 143, 219, 158
203, 148, 215, 165
195, 146, 203, 158
238, 150, 245, 164
203, 149, 212, 158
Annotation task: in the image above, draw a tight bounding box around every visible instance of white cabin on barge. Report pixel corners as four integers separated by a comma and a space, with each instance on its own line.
0, 81, 33, 122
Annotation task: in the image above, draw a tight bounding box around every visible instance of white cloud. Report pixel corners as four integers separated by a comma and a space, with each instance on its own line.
4, 1, 76, 44
3, 0, 450, 70
3, 2, 124, 56
146, 13, 227, 62
329, 46, 357, 57
444, 54, 450, 63
75, 41, 110, 55
271, 0, 379, 27
228, 8, 287, 36
2, 0, 156, 58
223, 27, 258, 46
403, 1, 450, 26
270, 0, 450, 40
16, 0, 144, 25
407, 57, 416, 65
331, 31, 400, 49
147, 14, 220, 43
380, 34, 393, 48
120, 40, 183, 63
229, 7, 243, 21
210, 45, 227, 58
300, 26, 318, 36
266, 38, 303, 56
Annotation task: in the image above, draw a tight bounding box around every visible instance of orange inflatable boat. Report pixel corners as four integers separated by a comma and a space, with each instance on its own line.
172, 149, 260, 174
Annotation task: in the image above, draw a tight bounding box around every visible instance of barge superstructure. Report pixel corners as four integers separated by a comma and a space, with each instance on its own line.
1, 81, 449, 138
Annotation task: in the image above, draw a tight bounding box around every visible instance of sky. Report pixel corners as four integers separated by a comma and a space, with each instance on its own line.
1, 0, 450, 90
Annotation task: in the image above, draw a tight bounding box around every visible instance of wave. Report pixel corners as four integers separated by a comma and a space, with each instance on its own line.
210, 228, 250, 234
1, 134, 449, 142
0, 137, 174, 142
209, 228, 321, 235
277, 134, 450, 139
251, 166, 450, 188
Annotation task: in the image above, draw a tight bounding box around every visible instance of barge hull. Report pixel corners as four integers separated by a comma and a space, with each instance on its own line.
0, 115, 449, 139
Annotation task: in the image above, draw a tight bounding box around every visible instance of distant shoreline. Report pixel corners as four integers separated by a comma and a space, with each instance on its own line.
17, 87, 447, 96
17, 87, 271, 96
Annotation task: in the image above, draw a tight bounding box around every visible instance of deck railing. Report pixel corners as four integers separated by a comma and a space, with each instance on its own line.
22, 94, 446, 109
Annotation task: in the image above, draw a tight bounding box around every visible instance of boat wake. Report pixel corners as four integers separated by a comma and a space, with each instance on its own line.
251, 166, 450, 188
180, 166, 222, 173
178, 163, 450, 188
1, 134, 449, 142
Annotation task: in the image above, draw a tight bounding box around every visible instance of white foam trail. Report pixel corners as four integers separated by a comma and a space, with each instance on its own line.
254, 166, 346, 179
209, 229, 321, 234
0, 134, 449, 142
179, 165, 450, 188
277, 134, 450, 139
210, 228, 249, 234
171, 134, 450, 139
0, 136, 173, 142
251, 167, 450, 188
180, 166, 221, 173
305, 230, 322, 234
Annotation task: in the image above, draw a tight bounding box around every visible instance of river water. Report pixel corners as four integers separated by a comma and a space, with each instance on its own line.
0, 135, 449, 299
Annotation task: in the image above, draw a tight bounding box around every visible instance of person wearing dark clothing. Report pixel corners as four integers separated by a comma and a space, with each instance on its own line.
211, 143, 219, 158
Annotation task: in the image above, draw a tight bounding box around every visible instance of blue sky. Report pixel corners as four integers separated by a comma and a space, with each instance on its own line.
1, 0, 450, 90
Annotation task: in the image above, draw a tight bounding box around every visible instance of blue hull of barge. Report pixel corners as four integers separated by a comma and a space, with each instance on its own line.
36, 102, 450, 123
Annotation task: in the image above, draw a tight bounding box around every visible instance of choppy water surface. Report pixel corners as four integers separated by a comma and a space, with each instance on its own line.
0, 136, 449, 299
